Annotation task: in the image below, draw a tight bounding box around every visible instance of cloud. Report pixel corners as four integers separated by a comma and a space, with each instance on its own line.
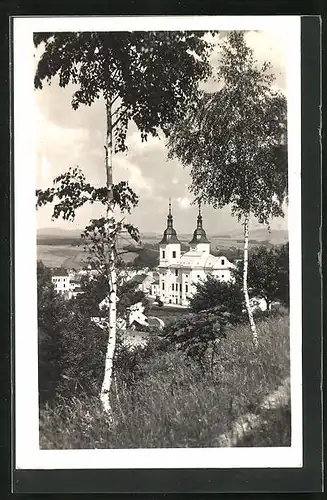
114, 156, 154, 195
176, 196, 191, 210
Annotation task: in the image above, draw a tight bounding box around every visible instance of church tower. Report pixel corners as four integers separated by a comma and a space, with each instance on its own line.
159, 199, 181, 265
189, 203, 210, 255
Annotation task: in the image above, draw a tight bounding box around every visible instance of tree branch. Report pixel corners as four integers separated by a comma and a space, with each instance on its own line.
112, 106, 130, 130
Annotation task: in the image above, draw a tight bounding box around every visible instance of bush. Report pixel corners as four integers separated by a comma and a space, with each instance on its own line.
190, 276, 243, 317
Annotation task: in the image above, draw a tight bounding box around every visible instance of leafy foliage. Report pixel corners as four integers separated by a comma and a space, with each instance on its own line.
36, 166, 139, 221
34, 31, 214, 150
189, 275, 243, 316
234, 244, 289, 308
167, 31, 288, 225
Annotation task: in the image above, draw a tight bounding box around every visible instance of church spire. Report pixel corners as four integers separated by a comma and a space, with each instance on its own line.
189, 201, 210, 246
159, 198, 181, 245
167, 198, 173, 228
197, 201, 203, 229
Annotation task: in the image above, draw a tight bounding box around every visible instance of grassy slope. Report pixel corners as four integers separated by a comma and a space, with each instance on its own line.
40, 314, 290, 449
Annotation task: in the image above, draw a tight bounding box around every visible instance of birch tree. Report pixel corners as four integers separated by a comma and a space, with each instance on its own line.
167, 32, 287, 346
34, 31, 213, 414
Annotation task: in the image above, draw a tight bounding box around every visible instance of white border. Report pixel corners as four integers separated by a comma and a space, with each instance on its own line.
14, 15, 302, 470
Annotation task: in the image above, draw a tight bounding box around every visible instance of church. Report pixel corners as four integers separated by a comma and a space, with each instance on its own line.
158, 201, 236, 307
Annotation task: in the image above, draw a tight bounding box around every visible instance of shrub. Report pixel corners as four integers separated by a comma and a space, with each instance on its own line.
189, 275, 243, 316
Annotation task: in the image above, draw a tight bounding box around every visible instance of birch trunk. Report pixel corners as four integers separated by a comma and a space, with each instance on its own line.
243, 212, 258, 347
100, 97, 117, 416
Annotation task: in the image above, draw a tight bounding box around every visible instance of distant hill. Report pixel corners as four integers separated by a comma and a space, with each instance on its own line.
38, 227, 84, 239
227, 228, 288, 245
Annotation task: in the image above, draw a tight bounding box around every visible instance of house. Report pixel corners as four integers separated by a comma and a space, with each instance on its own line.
51, 268, 70, 296
129, 273, 155, 294
52, 268, 84, 299
150, 279, 160, 298
158, 201, 236, 307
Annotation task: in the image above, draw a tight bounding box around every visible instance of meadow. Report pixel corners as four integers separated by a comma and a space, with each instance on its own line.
39, 313, 290, 449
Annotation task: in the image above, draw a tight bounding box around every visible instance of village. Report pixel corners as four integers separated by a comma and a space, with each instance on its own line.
49, 201, 272, 336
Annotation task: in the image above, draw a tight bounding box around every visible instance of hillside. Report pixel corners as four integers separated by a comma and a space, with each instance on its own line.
37, 227, 288, 269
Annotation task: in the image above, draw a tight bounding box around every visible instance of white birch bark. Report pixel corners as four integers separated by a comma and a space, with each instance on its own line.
243, 212, 258, 347
100, 97, 117, 416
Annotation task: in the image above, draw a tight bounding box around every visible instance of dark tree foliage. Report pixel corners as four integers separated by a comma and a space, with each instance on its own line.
54, 310, 107, 399
189, 275, 243, 316
234, 244, 289, 309
274, 243, 289, 307
37, 261, 108, 402
37, 261, 70, 402
74, 269, 148, 319
161, 307, 239, 374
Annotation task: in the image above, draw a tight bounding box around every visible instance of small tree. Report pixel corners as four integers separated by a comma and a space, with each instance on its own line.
234, 245, 288, 311
161, 307, 238, 377
190, 275, 243, 316
168, 32, 288, 346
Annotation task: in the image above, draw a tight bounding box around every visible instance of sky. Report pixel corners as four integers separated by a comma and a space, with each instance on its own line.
36, 29, 288, 236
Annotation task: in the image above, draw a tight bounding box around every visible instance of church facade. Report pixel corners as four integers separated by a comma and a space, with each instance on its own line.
158, 202, 236, 307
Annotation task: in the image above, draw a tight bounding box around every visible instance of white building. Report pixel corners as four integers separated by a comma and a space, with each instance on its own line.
158, 202, 235, 307
52, 268, 83, 299
52, 269, 70, 296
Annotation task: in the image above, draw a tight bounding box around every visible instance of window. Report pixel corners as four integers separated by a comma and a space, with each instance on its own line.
222, 274, 225, 278
162, 282, 165, 290
162, 250, 165, 259
185, 274, 188, 278
172, 283, 174, 291
197, 275, 200, 278
172, 251, 176, 258
221, 259, 225, 265
175, 269, 178, 276
180, 283, 182, 292
185, 284, 188, 293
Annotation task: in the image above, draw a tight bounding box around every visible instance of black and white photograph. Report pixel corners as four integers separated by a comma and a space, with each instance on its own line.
13, 16, 303, 471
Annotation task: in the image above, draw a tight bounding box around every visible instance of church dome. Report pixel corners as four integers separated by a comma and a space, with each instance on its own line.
159, 226, 180, 245
189, 227, 210, 245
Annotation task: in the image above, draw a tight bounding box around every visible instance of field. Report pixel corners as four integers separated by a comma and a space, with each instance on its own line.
39, 314, 290, 449
37, 229, 288, 269
37, 244, 87, 269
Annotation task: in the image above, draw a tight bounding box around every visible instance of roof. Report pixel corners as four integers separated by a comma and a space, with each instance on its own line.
189, 228, 210, 245
52, 268, 69, 277
167, 252, 235, 270
159, 227, 181, 245
130, 273, 148, 284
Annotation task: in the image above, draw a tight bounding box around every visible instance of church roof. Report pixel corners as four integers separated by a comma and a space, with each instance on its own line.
159, 226, 180, 245
179, 251, 216, 268
175, 252, 236, 270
